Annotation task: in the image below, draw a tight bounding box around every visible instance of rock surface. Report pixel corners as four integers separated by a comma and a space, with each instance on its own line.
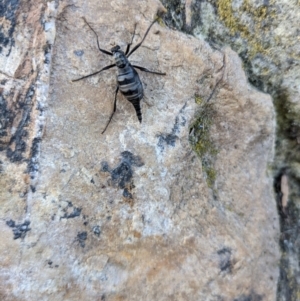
161, 0, 300, 299
0, 0, 279, 300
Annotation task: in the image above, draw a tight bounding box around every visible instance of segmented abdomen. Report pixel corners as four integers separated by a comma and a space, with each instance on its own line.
117, 67, 143, 122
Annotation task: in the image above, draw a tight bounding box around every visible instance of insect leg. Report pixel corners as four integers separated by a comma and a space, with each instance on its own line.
102, 86, 119, 134
82, 17, 113, 56
132, 65, 166, 75
127, 18, 158, 57
125, 23, 137, 55
72, 64, 116, 82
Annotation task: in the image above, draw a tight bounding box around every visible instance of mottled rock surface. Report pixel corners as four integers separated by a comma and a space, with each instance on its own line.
161, 1, 300, 299
0, 0, 279, 300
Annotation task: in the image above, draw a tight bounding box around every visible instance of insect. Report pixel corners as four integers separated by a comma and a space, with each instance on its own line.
72, 17, 166, 134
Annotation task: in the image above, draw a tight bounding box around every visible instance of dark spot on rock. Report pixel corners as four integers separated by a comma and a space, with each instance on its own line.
157, 133, 178, 150
77, 232, 87, 240
123, 188, 133, 199
43, 42, 51, 64
217, 247, 232, 273
77, 231, 87, 248
62, 206, 82, 219
120, 151, 144, 167
6, 219, 31, 239
6, 219, 15, 228
101, 161, 110, 172
157, 103, 187, 152
93, 225, 101, 236
173, 114, 186, 132
101, 151, 143, 197
30, 137, 41, 159
74, 50, 84, 57
111, 161, 132, 189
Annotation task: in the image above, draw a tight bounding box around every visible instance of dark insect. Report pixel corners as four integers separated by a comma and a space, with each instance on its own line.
72, 17, 166, 134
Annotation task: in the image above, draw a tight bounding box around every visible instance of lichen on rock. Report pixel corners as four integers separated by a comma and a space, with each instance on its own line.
189, 100, 218, 188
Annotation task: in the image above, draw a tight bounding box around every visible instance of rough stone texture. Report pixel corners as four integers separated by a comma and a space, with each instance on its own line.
0, 0, 55, 299
0, 0, 279, 300
161, 1, 300, 300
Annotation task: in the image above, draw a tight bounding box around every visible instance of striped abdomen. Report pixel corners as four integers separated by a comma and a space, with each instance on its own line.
117, 67, 143, 122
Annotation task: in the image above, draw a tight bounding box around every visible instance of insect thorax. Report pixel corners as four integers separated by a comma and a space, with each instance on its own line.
113, 49, 129, 69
